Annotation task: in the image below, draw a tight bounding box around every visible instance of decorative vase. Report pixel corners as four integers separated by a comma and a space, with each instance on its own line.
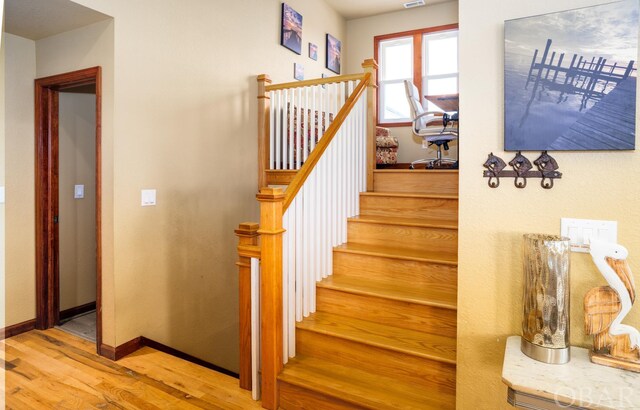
521, 233, 571, 364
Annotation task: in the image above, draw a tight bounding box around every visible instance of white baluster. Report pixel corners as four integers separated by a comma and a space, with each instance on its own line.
303, 87, 309, 163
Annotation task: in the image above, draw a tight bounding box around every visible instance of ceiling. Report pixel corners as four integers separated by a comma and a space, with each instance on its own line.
4, 0, 111, 40
324, 0, 454, 20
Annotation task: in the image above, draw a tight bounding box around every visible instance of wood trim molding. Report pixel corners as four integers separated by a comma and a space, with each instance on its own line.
98, 336, 238, 378
140, 337, 239, 379
0, 319, 37, 340
34, 66, 104, 353
99, 337, 142, 361
59, 302, 97, 321
265, 73, 366, 92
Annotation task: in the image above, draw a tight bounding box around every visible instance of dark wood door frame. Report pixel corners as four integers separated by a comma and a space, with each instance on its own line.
35, 66, 103, 350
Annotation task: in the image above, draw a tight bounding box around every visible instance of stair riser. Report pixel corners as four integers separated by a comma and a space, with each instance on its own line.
347, 222, 457, 254
333, 251, 457, 291
373, 171, 458, 195
316, 287, 457, 338
296, 329, 456, 396
360, 195, 458, 221
279, 381, 370, 410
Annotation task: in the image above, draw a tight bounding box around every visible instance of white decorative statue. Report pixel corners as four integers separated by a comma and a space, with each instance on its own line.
584, 238, 640, 372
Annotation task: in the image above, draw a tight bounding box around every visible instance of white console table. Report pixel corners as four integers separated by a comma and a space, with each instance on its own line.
502, 336, 639, 409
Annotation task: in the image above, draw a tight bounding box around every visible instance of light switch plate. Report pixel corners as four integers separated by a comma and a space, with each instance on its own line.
74, 184, 84, 199
561, 218, 617, 253
141, 189, 157, 206
0, 186, 4, 204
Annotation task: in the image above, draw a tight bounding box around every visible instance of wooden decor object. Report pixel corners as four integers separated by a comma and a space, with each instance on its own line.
584, 239, 640, 372
256, 188, 285, 410
235, 222, 260, 391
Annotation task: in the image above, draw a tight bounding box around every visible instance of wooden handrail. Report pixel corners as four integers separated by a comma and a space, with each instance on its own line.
235, 222, 260, 391
265, 73, 366, 92
282, 72, 371, 211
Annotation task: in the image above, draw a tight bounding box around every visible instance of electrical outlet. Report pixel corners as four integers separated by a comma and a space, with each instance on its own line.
141, 189, 157, 206
561, 218, 617, 253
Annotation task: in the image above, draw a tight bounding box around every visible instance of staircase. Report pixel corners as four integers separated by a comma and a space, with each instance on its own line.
278, 169, 458, 409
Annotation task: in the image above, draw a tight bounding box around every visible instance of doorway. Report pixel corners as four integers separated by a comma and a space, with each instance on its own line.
35, 67, 102, 350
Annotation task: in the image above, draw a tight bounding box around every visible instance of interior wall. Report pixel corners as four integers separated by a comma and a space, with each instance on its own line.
58, 92, 97, 312
458, 0, 640, 408
66, 0, 346, 372
345, 1, 459, 164
4, 33, 36, 327
2, 19, 115, 339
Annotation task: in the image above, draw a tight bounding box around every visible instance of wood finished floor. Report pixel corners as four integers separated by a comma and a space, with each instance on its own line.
1, 328, 261, 409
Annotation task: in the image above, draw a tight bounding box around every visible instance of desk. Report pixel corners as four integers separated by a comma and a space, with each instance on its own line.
502, 336, 639, 409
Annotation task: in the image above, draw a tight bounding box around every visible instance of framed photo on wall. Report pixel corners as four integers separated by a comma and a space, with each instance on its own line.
504, 1, 638, 151
309, 43, 318, 61
280, 3, 303, 55
294, 63, 304, 81
326, 33, 341, 74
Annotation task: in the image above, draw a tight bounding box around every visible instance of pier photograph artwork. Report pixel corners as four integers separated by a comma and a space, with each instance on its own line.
281, 3, 302, 55
326, 33, 342, 74
504, 0, 638, 151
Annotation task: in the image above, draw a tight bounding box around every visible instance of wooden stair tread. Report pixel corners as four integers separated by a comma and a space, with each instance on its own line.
349, 215, 457, 230
279, 355, 455, 410
318, 275, 457, 310
334, 242, 458, 265
361, 191, 458, 200
297, 312, 456, 364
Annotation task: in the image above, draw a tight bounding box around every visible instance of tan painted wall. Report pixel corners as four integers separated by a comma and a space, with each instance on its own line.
5, 33, 36, 327
56, 0, 341, 372
457, 0, 640, 408
345, 2, 459, 164
58, 93, 97, 312
1, 30, 6, 330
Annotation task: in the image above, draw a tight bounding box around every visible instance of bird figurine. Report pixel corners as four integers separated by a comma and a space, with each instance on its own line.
584, 238, 640, 372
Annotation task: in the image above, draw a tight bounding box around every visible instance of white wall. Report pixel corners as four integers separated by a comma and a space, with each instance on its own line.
346, 2, 459, 164
458, 0, 640, 408
59, 92, 97, 312
4, 33, 36, 327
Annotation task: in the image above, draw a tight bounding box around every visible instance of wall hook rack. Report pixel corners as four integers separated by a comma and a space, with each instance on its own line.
482, 151, 562, 189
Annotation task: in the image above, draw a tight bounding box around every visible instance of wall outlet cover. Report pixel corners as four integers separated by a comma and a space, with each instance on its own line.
560, 218, 617, 253
141, 189, 157, 206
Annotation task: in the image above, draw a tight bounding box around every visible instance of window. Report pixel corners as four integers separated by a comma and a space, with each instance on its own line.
374, 24, 459, 125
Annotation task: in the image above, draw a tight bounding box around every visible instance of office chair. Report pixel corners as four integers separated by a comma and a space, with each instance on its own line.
404, 80, 458, 169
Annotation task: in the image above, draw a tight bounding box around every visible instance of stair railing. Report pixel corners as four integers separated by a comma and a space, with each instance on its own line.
237, 59, 378, 410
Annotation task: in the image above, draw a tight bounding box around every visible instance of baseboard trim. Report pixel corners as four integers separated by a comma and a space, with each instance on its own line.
60, 302, 97, 321
0, 319, 37, 340
98, 335, 237, 378
99, 336, 142, 361
140, 337, 239, 379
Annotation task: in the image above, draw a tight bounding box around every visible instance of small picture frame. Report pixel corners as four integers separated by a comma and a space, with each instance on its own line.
294, 63, 304, 81
308, 43, 318, 60
321, 73, 328, 89
326, 33, 341, 74
281, 3, 303, 55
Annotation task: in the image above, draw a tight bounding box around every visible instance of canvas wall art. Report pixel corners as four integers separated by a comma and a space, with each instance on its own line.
309, 43, 318, 60
281, 3, 302, 55
326, 33, 341, 74
504, 0, 638, 151
294, 63, 304, 81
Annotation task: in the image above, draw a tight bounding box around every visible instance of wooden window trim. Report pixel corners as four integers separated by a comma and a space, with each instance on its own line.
374, 23, 459, 126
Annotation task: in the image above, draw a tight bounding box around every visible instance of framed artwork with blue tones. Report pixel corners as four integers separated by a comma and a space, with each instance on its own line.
281, 3, 302, 55
504, 0, 638, 151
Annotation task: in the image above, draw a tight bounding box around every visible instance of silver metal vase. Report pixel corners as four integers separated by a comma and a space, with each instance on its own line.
521, 233, 571, 364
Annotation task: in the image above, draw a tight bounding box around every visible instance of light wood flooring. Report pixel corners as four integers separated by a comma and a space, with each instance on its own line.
1, 328, 260, 409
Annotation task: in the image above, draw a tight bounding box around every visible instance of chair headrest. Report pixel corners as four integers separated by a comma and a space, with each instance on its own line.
404, 80, 420, 103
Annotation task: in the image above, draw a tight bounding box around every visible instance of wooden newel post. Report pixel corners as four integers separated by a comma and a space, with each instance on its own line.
362, 59, 378, 192
235, 222, 260, 391
256, 188, 285, 410
258, 74, 272, 191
